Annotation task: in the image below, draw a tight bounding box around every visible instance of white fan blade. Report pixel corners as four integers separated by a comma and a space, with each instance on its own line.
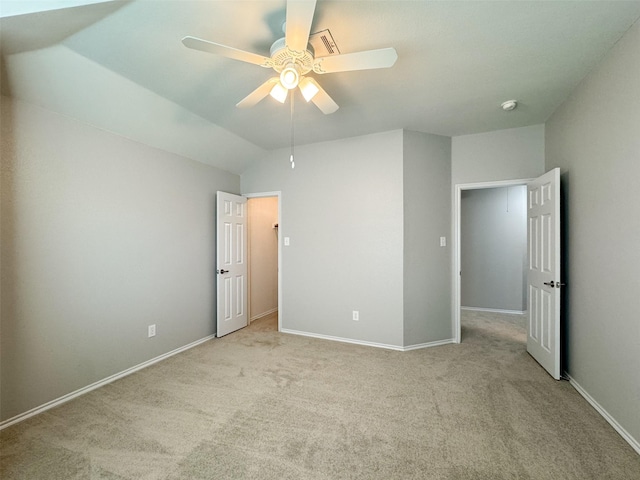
285, 0, 317, 53
236, 78, 279, 108
313, 47, 398, 74
309, 80, 339, 114
182, 36, 271, 67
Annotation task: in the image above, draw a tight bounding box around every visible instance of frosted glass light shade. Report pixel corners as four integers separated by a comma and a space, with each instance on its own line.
280, 64, 300, 90
299, 77, 320, 102
270, 82, 288, 103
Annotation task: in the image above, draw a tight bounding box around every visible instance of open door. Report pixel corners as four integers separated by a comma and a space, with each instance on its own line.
527, 168, 562, 379
216, 191, 248, 337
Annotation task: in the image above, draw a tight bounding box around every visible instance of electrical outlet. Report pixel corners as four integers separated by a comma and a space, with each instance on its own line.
440, 236, 446, 247
352, 310, 359, 321
148, 324, 156, 338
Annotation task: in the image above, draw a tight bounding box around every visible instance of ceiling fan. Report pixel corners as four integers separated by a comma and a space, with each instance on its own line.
181, 0, 398, 114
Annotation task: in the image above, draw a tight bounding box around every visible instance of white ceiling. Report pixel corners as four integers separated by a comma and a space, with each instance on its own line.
2, 0, 640, 174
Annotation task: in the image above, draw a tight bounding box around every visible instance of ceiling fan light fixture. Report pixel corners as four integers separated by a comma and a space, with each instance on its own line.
299, 76, 320, 102
280, 63, 300, 89
270, 82, 288, 103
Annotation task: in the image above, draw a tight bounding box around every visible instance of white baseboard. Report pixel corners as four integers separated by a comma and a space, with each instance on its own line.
250, 307, 278, 323
461, 306, 526, 315
565, 372, 640, 455
281, 328, 455, 352
281, 328, 404, 350
403, 338, 456, 351
0, 334, 216, 431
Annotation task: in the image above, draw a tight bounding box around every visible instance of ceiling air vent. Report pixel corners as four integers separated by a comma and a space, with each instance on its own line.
309, 29, 340, 57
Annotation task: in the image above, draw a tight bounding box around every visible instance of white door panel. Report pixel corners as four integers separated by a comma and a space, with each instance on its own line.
216, 191, 248, 337
527, 168, 562, 379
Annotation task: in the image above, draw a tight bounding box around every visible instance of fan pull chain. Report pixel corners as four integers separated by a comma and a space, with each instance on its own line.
290, 91, 295, 169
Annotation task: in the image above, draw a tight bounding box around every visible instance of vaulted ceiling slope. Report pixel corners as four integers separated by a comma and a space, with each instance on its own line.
2, 1, 640, 174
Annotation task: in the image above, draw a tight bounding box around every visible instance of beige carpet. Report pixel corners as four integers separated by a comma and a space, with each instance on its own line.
1, 310, 639, 479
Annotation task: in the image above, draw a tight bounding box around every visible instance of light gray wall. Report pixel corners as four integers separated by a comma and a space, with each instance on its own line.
452, 124, 545, 185
403, 131, 452, 345
461, 186, 527, 312
242, 131, 406, 347
0, 96, 240, 422
545, 19, 640, 445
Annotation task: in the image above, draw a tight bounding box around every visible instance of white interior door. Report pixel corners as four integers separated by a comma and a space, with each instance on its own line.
527, 168, 562, 379
216, 191, 248, 337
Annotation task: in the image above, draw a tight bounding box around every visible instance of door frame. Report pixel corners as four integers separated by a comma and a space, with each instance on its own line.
244, 191, 282, 332
452, 178, 532, 343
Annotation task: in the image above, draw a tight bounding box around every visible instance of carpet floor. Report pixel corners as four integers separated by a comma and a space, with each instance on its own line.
1, 310, 639, 479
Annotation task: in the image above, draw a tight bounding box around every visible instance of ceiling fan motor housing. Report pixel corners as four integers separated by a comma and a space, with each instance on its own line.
270, 37, 315, 75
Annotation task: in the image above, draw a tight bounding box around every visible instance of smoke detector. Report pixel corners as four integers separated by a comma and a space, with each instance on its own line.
501, 100, 518, 111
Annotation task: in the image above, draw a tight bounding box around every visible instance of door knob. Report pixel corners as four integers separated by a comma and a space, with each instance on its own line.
543, 281, 556, 288
217, 269, 229, 274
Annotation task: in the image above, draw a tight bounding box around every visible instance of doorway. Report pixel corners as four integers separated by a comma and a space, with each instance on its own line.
453, 179, 532, 343
246, 192, 281, 332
